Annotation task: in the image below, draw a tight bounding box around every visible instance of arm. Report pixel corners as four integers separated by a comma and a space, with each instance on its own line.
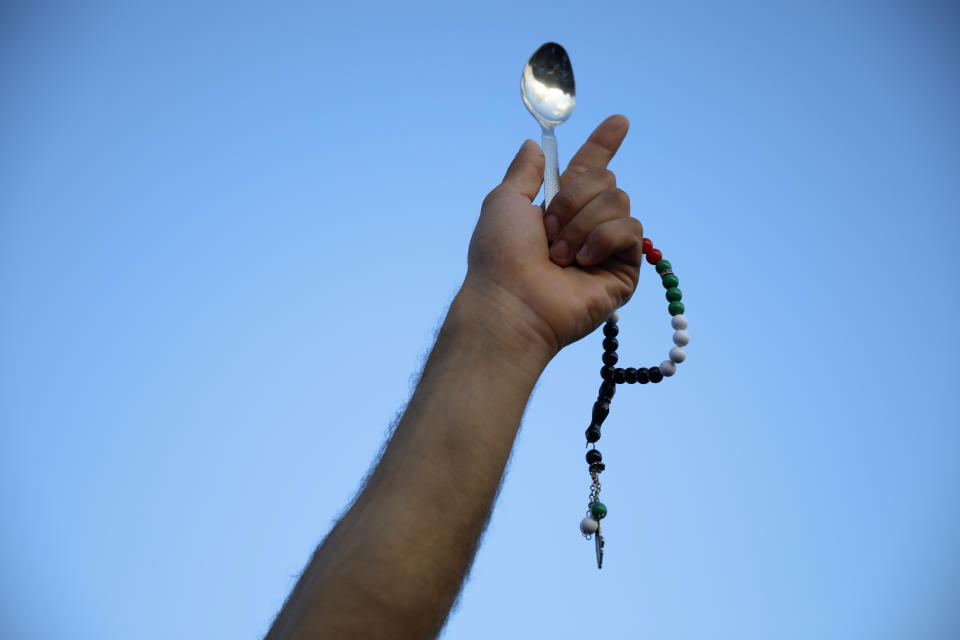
267, 284, 552, 640
267, 115, 641, 640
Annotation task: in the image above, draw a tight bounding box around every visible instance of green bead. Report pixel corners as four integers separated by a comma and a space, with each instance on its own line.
666, 287, 683, 302
661, 273, 679, 288
590, 502, 607, 519
655, 259, 672, 274
668, 301, 685, 316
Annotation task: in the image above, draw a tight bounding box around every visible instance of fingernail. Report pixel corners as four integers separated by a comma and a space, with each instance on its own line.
576, 243, 592, 263
551, 238, 571, 262
544, 215, 559, 238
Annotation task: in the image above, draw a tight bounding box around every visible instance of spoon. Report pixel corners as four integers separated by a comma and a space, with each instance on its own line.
521, 42, 576, 209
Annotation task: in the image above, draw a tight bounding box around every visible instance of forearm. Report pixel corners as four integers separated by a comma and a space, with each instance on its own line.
268, 281, 555, 639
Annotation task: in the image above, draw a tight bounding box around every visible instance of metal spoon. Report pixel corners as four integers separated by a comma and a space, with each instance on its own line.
521, 42, 576, 209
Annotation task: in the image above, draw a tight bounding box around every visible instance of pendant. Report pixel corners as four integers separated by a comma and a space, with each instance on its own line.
595, 524, 604, 569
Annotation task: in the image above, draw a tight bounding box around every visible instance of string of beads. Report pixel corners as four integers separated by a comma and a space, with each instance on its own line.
579, 237, 690, 568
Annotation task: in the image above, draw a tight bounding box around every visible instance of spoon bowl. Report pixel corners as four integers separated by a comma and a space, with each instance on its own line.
521, 42, 576, 208
521, 42, 576, 128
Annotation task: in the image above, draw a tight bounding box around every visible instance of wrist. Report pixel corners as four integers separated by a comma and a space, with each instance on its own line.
448, 276, 558, 382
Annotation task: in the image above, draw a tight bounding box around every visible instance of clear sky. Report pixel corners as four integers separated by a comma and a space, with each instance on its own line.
2, 1, 959, 638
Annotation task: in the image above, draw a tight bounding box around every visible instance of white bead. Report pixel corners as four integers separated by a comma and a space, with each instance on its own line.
607, 311, 619, 324
580, 517, 599, 535
660, 360, 677, 376
673, 330, 690, 346
671, 314, 688, 330
669, 346, 686, 363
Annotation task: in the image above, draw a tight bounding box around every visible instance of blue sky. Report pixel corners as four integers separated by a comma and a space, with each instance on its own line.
2, 1, 959, 638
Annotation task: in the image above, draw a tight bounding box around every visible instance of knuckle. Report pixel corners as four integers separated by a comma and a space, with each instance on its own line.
584, 166, 616, 186
481, 190, 497, 210
608, 187, 630, 210
566, 162, 590, 178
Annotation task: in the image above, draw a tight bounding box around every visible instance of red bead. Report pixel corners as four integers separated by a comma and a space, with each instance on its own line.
645, 248, 663, 265
642, 237, 653, 254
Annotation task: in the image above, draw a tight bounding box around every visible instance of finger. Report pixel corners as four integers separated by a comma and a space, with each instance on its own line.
499, 139, 545, 202
549, 187, 630, 266
543, 167, 617, 241
560, 114, 629, 187
575, 216, 645, 269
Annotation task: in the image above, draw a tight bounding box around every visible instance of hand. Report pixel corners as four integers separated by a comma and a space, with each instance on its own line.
464, 115, 644, 359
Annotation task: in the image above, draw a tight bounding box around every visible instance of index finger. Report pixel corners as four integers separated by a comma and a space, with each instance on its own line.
560, 114, 630, 187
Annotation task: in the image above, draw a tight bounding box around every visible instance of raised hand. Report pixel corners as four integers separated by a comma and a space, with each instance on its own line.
465, 115, 643, 358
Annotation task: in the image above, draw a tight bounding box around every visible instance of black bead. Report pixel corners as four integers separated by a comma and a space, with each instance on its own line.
585, 425, 602, 443
600, 366, 614, 381
624, 367, 638, 384
636, 367, 650, 384
602, 337, 619, 353
599, 381, 616, 400
602, 351, 618, 366
592, 400, 610, 425
586, 449, 603, 464
603, 323, 619, 338
613, 368, 625, 384
648, 366, 663, 383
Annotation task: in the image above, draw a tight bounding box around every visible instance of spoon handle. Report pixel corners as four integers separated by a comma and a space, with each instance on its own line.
541, 125, 560, 209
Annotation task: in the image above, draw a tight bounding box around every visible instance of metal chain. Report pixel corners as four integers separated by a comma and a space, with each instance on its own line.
587, 469, 602, 509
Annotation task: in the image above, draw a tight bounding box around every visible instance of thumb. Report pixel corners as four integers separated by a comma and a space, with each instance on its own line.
499, 139, 545, 202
